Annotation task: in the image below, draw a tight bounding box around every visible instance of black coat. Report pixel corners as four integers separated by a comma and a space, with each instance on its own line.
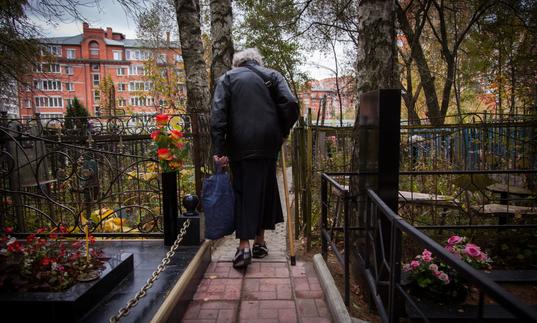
210, 61, 299, 161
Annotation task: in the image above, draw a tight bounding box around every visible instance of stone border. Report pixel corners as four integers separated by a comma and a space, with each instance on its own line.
313, 253, 353, 323
150, 240, 212, 323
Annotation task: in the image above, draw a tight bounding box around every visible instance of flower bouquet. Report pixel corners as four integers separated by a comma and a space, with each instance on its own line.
151, 114, 189, 172
402, 235, 492, 303
0, 226, 104, 292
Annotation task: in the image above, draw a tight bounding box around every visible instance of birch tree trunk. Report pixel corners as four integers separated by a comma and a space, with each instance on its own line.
209, 0, 234, 92
351, 0, 398, 178
174, 0, 211, 196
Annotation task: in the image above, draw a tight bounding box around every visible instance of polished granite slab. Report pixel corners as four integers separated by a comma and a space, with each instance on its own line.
80, 240, 201, 323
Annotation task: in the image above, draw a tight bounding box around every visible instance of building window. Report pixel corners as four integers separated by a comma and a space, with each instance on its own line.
34, 80, 62, 91
89, 41, 99, 56
66, 49, 76, 59
126, 49, 151, 61
113, 50, 122, 60
91, 64, 99, 71
35, 96, 62, 107
144, 81, 153, 91
35, 63, 61, 73
157, 53, 167, 64
117, 83, 126, 92
41, 45, 62, 57
128, 65, 144, 75
65, 98, 74, 107
65, 66, 74, 75
175, 54, 183, 62
118, 98, 126, 107
65, 83, 74, 91
25, 99, 31, 108
93, 90, 100, 104
117, 67, 126, 76
130, 96, 147, 106
92, 74, 100, 86
129, 81, 144, 91
40, 113, 64, 120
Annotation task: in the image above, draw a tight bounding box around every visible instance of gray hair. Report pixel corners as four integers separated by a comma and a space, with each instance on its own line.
232, 48, 264, 68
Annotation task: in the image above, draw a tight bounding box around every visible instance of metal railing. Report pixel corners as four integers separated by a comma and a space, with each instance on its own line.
321, 172, 537, 322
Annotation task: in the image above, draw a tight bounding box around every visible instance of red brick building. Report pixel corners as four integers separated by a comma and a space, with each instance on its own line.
298, 77, 356, 124
19, 22, 185, 118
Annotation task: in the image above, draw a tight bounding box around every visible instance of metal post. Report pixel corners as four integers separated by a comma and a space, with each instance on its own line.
343, 192, 350, 306
321, 175, 328, 260
162, 171, 178, 246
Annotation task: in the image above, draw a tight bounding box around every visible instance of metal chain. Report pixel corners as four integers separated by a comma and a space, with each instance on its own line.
109, 219, 191, 323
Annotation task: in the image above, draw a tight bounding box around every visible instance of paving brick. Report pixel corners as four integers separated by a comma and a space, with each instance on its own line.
182, 300, 239, 323
296, 299, 320, 317
193, 278, 242, 301
300, 318, 332, 323
239, 300, 297, 322
245, 262, 290, 278
204, 262, 244, 279
243, 278, 292, 300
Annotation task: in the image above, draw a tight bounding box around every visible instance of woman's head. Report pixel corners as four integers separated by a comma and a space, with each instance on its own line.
232, 48, 264, 68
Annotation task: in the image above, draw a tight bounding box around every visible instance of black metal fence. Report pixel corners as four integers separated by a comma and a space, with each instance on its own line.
321, 172, 537, 322
0, 113, 209, 236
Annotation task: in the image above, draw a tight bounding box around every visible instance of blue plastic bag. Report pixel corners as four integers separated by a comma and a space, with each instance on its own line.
202, 167, 235, 240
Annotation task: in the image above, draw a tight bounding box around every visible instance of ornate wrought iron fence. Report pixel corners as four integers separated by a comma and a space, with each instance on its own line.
0, 113, 208, 236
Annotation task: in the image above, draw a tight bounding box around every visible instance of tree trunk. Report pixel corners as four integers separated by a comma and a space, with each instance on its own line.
397, 4, 443, 125
209, 0, 234, 94
174, 0, 211, 197
350, 0, 398, 199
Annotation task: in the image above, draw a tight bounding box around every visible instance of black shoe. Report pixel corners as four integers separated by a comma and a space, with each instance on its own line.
252, 242, 269, 258
233, 248, 251, 269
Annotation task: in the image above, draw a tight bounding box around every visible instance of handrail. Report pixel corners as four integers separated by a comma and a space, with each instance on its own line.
367, 188, 537, 321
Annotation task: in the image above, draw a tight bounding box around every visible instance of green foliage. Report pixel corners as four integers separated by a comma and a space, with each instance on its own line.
64, 97, 88, 130
234, 0, 308, 96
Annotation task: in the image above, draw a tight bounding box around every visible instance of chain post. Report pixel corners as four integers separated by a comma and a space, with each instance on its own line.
109, 219, 191, 323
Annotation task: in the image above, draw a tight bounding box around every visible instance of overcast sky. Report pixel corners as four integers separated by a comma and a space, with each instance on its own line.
31, 0, 343, 80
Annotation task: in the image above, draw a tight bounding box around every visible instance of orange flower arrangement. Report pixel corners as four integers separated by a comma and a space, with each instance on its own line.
152, 114, 189, 172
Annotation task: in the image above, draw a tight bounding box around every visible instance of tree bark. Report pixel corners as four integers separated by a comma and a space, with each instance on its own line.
350, 0, 398, 193
209, 0, 234, 94
174, 0, 211, 197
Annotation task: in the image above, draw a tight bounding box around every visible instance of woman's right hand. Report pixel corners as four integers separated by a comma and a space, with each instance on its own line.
213, 155, 229, 167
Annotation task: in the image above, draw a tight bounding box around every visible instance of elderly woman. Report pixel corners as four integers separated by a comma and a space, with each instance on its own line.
210, 48, 299, 268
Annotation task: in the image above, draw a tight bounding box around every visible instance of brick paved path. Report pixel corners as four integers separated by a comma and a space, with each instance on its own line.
182, 168, 333, 323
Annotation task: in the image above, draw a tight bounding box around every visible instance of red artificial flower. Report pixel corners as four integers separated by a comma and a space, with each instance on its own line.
59, 225, 67, 233
40, 257, 52, 266
150, 130, 160, 141
169, 129, 183, 140
3, 227, 13, 234
174, 141, 185, 149
89, 235, 96, 244
26, 234, 36, 243
7, 241, 23, 253
36, 227, 47, 234
155, 114, 170, 128
157, 148, 173, 161
49, 233, 58, 240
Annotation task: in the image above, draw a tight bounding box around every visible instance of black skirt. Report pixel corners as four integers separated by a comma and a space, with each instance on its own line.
230, 159, 284, 240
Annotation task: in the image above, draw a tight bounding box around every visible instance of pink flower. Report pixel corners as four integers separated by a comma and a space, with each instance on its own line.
422, 250, 433, 263
447, 235, 463, 245
479, 252, 489, 261
445, 245, 454, 253
429, 264, 439, 272
464, 243, 482, 258
410, 260, 420, 269
403, 264, 412, 272
438, 272, 450, 284
433, 270, 442, 277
